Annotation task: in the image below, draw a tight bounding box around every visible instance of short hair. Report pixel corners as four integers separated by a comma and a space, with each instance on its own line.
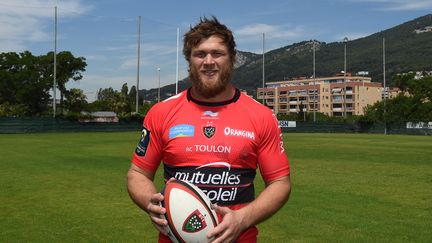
183, 16, 236, 67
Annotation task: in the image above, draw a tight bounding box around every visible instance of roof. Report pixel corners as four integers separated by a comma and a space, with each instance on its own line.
80, 111, 117, 117
92, 111, 117, 117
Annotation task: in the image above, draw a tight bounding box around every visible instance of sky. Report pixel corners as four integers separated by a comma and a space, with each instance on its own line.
1, 0, 431, 101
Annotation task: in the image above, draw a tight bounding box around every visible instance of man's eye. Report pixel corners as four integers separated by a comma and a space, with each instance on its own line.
194, 52, 206, 58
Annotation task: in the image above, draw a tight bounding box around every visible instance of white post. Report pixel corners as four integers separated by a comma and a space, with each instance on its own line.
157, 67, 161, 102
343, 37, 348, 118
176, 27, 179, 94
53, 6, 57, 118
383, 37, 387, 135
262, 33, 265, 104
313, 40, 316, 122
136, 16, 141, 113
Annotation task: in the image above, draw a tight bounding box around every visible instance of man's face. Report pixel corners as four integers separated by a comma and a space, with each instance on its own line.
189, 36, 233, 98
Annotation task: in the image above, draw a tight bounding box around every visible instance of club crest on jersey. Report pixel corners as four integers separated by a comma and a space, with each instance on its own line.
203, 126, 216, 138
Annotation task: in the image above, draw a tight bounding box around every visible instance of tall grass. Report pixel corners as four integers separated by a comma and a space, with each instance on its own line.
1, 132, 431, 242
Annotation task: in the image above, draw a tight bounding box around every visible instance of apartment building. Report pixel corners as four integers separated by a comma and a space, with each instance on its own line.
257, 74, 383, 117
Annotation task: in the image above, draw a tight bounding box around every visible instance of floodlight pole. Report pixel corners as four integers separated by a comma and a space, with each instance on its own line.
136, 16, 141, 113
343, 37, 348, 118
313, 40, 316, 122
176, 27, 179, 94
262, 33, 265, 104
383, 37, 387, 135
53, 6, 57, 118
157, 67, 161, 102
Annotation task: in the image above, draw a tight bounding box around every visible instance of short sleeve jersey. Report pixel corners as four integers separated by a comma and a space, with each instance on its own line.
133, 88, 289, 205
131, 88, 290, 241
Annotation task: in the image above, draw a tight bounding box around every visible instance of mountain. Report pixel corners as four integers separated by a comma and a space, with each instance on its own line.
140, 14, 432, 100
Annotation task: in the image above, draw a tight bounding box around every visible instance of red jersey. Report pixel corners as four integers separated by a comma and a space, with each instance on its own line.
132, 88, 290, 242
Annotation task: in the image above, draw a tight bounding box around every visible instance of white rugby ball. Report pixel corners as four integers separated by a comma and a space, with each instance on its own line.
160, 179, 219, 243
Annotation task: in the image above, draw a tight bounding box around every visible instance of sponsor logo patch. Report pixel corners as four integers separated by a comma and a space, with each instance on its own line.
166, 164, 257, 205
185, 145, 231, 154
201, 111, 219, 119
135, 127, 150, 156
169, 124, 195, 139
223, 127, 255, 140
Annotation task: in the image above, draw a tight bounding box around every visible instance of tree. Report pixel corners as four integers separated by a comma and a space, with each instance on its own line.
394, 72, 415, 92
0, 51, 52, 115
407, 76, 432, 101
121, 83, 128, 96
0, 51, 87, 116
64, 88, 88, 113
111, 92, 129, 114
92, 87, 130, 114
363, 75, 432, 123
128, 85, 137, 107
298, 102, 305, 121
43, 51, 87, 112
96, 87, 116, 102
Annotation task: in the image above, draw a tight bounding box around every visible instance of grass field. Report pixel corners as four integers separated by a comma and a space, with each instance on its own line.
1, 132, 431, 242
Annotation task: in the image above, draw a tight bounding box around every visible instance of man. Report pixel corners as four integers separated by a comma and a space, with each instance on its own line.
127, 16, 291, 243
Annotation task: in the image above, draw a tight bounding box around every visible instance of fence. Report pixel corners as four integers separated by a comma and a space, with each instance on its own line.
0, 117, 141, 134
1, 118, 431, 135
280, 120, 432, 136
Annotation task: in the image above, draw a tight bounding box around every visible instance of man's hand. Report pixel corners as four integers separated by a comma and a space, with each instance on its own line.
127, 165, 172, 235
146, 193, 168, 235
206, 176, 291, 242
207, 205, 247, 243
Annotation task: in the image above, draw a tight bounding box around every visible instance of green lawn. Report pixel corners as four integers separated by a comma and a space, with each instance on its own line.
1, 132, 431, 242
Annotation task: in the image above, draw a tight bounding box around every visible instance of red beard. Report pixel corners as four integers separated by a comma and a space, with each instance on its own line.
189, 64, 233, 99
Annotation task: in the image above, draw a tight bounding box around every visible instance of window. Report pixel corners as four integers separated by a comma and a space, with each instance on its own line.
333, 95, 343, 102
298, 90, 307, 96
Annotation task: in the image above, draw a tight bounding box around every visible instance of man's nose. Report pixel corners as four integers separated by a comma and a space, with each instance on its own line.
203, 54, 215, 65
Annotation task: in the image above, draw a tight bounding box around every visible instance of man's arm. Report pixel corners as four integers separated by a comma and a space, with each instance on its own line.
208, 175, 291, 243
127, 164, 168, 233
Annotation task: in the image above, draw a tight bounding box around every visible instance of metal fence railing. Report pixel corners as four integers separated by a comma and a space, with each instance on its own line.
0, 117, 141, 134
279, 120, 432, 136
1, 118, 431, 135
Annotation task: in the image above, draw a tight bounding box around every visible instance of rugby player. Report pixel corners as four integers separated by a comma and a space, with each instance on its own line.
127, 16, 291, 243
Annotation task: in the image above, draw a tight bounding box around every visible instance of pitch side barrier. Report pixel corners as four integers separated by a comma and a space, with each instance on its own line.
278, 120, 432, 135
0, 117, 141, 134
1, 118, 430, 135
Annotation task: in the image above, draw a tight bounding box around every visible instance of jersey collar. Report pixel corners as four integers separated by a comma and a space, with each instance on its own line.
187, 88, 240, 107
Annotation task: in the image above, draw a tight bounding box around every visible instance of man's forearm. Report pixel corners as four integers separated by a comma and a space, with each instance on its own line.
127, 166, 157, 213
237, 176, 291, 229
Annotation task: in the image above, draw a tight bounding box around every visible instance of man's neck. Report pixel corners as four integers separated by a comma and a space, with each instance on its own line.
190, 84, 235, 103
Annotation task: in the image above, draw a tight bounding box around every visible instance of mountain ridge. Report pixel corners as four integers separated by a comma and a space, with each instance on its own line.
140, 14, 432, 100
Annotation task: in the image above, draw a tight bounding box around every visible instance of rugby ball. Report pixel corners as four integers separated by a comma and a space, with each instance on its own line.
160, 179, 219, 243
